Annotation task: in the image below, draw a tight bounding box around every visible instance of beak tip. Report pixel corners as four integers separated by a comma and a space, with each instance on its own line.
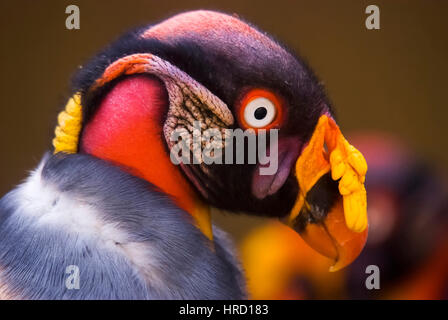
331, 224, 368, 272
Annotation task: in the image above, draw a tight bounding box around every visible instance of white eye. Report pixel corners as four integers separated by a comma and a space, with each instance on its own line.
243, 97, 277, 128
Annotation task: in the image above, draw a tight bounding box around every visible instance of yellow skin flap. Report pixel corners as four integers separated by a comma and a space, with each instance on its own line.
53, 93, 83, 154
289, 114, 368, 233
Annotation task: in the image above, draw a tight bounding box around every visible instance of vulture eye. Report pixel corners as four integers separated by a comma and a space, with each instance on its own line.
239, 89, 283, 130
244, 97, 276, 128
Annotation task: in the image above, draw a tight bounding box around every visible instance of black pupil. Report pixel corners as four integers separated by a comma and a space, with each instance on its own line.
254, 107, 267, 120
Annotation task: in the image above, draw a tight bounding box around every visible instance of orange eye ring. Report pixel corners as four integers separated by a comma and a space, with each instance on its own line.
238, 89, 284, 132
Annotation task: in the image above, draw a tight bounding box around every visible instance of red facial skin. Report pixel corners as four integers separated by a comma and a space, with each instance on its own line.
80, 75, 200, 214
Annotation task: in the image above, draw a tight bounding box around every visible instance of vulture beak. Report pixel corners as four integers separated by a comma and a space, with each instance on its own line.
286, 114, 368, 271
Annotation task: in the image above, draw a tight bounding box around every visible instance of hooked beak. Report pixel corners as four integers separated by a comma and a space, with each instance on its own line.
285, 114, 368, 271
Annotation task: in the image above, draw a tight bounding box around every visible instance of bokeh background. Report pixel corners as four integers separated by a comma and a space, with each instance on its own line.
1, 0, 447, 299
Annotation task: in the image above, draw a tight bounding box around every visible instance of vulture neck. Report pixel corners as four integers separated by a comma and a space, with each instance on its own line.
80, 75, 213, 239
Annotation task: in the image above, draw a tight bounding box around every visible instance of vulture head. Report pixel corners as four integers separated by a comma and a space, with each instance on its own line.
53, 10, 368, 271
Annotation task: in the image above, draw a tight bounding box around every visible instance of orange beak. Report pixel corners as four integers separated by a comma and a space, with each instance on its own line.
286, 114, 368, 271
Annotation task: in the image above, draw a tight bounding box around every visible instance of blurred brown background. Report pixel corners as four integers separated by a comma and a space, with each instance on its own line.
0, 0, 447, 241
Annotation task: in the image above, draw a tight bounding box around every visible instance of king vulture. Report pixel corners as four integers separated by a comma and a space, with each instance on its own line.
0, 10, 368, 299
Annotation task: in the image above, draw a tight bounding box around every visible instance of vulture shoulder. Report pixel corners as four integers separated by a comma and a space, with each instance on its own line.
0, 153, 245, 299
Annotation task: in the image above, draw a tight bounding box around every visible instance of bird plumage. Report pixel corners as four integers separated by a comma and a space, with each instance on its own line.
0, 10, 369, 299
0, 153, 245, 299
